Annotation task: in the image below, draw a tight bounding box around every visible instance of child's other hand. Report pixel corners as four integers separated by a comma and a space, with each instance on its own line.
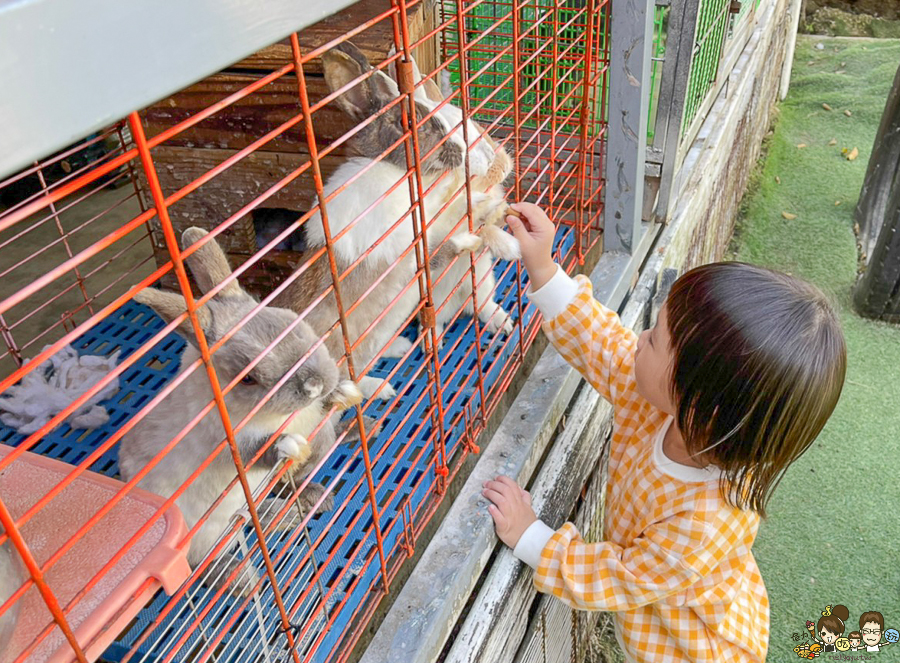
506, 203, 557, 291
483, 475, 537, 549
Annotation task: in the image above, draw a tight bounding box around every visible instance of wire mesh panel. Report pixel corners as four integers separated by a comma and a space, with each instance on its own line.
682, 0, 756, 138
0, 1, 609, 662
647, 4, 668, 145
683, 0, 731, 134
442, 0, 609, 260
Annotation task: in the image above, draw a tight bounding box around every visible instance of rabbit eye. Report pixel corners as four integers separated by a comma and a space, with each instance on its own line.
240, 375, 257, 386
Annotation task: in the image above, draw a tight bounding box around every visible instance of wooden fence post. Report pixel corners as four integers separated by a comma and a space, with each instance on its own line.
650, 0, 700, 223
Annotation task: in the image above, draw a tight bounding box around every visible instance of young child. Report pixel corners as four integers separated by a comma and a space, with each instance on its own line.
483, 203, 846, 662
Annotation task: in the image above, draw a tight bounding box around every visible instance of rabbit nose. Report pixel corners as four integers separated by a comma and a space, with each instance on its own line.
303, 378, 323, 399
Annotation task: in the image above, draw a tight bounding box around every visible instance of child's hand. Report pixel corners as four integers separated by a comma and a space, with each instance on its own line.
483, 475, 537, 549
506, 203, 557, 291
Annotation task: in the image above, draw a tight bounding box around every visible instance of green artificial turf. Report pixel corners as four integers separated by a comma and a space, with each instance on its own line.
730, 35, 900, 661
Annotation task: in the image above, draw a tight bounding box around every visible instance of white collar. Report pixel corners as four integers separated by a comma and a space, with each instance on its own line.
652, 416, 725, 483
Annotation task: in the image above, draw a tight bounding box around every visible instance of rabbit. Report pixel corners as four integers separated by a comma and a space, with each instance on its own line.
273, 42, 517, 399
0, 535, 23, 649
118, 227, 362, 595
389, 54, 521, 341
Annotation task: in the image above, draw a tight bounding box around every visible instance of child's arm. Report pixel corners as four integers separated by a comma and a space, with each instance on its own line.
484, 477, 748, 611
508, 204, 638, 408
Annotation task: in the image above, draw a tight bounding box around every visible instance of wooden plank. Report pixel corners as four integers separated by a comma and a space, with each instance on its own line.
779, 0, 804, 100
444, 382, 615, 663
141, 145, 343, 262
651, 0, 701, 222
142, 73, 352, 152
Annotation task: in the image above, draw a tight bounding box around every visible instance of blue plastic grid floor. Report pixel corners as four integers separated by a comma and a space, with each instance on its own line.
2, 226, 576, 663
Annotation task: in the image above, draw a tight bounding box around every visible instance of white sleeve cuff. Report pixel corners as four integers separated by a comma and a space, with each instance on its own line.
513, 520, 556, 570
526, 265, 579, 321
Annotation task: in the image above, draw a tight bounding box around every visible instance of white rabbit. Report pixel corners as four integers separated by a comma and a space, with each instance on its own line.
274, 42, 518, 399
118, 227, 361, 594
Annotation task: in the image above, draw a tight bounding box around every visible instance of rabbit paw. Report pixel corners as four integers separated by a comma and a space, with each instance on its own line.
359, 376, 397, 401
298, 482, 334, 514
208, 557, 262, 598
384, 336, 414, 358
471, 192, 510, 227
276, 434, 313, 466
450, 232, 483, 254
302, 376, 325, 400
328, 380, 363, 410
343, 415, 382, 446
480, 225, 521, 261
484, 309, 514, 336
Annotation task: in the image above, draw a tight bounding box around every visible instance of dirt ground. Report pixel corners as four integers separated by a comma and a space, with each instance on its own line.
808, 0, 900, 19
0, 187, 154, 378
804, 0, 900, 36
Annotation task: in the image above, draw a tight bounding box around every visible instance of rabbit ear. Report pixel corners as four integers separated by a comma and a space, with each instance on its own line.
323, 42, 399, 121
134, 288, 214, 343
439, 68, 453, 101
410, 57, 444, 103
421, 76, 444, 104
386, 45, 443, 103
181, 227, 244, 299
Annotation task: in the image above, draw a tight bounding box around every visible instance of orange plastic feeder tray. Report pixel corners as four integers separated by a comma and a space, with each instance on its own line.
0, 444, 191, 663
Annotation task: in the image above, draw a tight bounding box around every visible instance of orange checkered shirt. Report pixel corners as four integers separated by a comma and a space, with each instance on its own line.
516, 269, 769, 662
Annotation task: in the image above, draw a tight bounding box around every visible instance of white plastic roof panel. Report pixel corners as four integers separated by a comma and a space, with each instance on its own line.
0, 0, 358, 180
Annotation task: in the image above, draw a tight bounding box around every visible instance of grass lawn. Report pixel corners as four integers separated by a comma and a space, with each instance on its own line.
731, 35, 900, 661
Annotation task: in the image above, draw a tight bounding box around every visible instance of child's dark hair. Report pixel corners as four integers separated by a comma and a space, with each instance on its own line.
665, 262, 846, 517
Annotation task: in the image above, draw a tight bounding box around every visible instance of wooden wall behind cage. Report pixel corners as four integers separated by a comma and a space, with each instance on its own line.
137, 0, 441, 297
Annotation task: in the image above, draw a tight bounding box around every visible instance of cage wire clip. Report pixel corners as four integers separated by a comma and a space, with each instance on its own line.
396, 58, 417, 96
420, 303, 436, 330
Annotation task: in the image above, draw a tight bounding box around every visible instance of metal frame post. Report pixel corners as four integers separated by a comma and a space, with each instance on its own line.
604, 0, 656, 252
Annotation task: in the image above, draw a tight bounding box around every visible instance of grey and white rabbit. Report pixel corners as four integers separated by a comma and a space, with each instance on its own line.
118, 227, 361, 593
274, 42, 517, 400
0, 535, 24, 649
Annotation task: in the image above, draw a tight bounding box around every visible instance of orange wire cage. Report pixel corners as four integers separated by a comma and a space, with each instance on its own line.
0, 0, 610, 661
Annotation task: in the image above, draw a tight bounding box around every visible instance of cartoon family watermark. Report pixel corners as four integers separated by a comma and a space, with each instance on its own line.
790, 605, 897, 659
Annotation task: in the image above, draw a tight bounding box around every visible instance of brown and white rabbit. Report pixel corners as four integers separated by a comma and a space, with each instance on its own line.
389, 54, 521, 341
274, 42, 516, 399
118, 227, 361, 594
